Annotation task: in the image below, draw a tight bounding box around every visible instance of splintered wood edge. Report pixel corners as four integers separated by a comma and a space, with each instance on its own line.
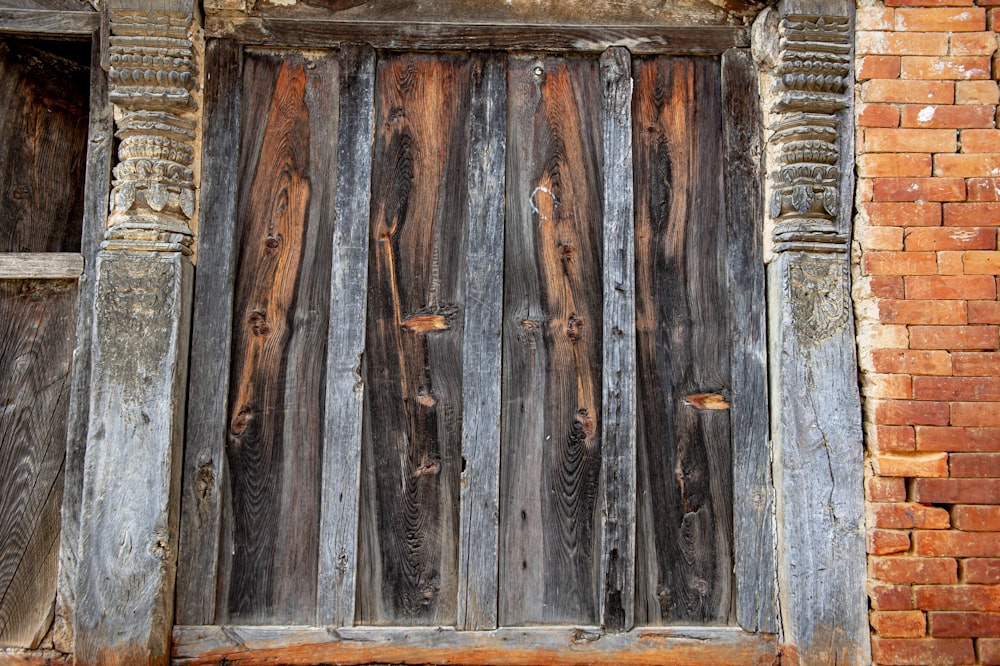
0, 253, 84, 279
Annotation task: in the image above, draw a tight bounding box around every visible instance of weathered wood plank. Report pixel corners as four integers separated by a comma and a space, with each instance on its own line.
54, 35, 111, 653
500, 53, 603, 626
175, 38, 242, 627
0, 254, 83, 278
358, 52, 471, 626
598, 46, 635, 634
721, 47, 776, 635
456, 51, 505, 632
172, 625, 779, 666
0, 0, 93, 14
632, 56, 734, 625
316, 42, 375, 628
223, 50, 338, 624
0, 38, 89, 253
0, 280, 76, 648
0, 10, 98, 36
206, 18, 747, 55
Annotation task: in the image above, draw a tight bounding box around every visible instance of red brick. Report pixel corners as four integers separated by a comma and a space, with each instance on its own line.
872, 610, 927, 639
902, 55, 993, 79
877, 451, 951, 476
954, 351, 1000, 374
871, 637, 975, 665
868, 128, 960, 153
913, 478, 1000, 503
901, 104, 996, 128
872, 583, 915, 611
860, 30, 951, 55
876, 399, 952, 425
880, 299, 967, 325
872, 425, 918, 451
968, 177, 1000, 200
864, 202, 943, 226
953, 504, 1000, 530
859, 55, 904, 81
870, 528, 914, 554
905, 227, 997, 250
914, 376, 1000, 400
914, 584, 1000, 610
863, 79, 956, 104
963, 558, 1000, 584
949, 452, 1000, 476
872, 556, 959, 584
870, 476, 909, 502
961, 130, 1000, 153
860, 7, 896, 31
868, 227, 907, 251
917, 426, 1000, 451
873, 178, 966, 202
871, 502, 951, 529
895, 7, 987, 31
950, 31, 1000, 55
939, 250, 971, 274
905, 275, 997, 299
866, 251, 939, 275
872, 276, 907, 299
956, 80, 999, 105
943, 202, 1000, 225
982, 638, 1000, 666
860, 153, 932, 177
965, 251, 1000, 274
886, 0, 973, 4
910, 325, 999, 349
929, 612, 1000, 637
935, 153, 1000, 177
970, 301, 1000, 323
860, 103, 903, 128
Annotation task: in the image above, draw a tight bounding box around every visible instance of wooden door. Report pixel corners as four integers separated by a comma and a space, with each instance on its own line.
177, 42, 766, 635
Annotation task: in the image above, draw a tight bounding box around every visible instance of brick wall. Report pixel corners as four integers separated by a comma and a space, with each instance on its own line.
856, 1, 1000, 664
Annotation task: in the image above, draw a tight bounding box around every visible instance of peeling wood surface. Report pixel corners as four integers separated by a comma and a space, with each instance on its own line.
632, 56, 734, 626
172, 625, 779, 666
222, 50, 338, 624
357, 52, 470, 626
0, 280, 76, 648
500, 53, 603, 626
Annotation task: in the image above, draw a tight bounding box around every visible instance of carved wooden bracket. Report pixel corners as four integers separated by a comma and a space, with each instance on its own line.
105, 8, 197, 253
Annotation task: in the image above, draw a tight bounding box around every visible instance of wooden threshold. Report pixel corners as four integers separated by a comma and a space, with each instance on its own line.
172, 625, 778, 666
0, 9, 98, 36
205, 18, 749, 54
0, 253, 84, 279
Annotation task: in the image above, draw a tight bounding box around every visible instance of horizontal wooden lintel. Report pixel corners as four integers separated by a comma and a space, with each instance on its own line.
0, 8, 98, 37
206, 18, 749, 54
173, 625, 778, 666
0, 253, 84, 279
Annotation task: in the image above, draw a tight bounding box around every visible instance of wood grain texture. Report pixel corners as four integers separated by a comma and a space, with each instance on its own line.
0, 0, 94, 14
632, 56, 734, 626
0, 39, 88, 253
175, 38, 242, 627
0, 280, 76, 648
721, 47, 776, 635
598, 46, 635, 634
500, 53, 603, 626
0, 254, 83, 278
173, 625, 779, 666
223, 50, 339, 625
456, 51, 505, 632
358, 52, 470, 626
0, 10, 97, 36
317, 42, 374, 628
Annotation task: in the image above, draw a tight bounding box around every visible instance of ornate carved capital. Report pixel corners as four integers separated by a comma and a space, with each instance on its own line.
105, 9, 198, 253
769, 14, 851, 253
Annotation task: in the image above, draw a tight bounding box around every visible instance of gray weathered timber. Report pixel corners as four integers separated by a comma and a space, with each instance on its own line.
0, 9, 98, 36
316, 42, 374, 628
75, 251, 192, 666
597, 46, 635, 634
0, 0, 93, 12
175, 38, 242, 627
0, 280, 77, 648
0, 254, 83, 278
172, 625, 779, 666
721, 48, 776, 635
205, 18, 747, 55
54, 34, 111, 652
456, 51, 505, 632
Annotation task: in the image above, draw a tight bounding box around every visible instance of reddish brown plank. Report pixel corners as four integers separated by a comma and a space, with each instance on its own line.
632, 56, 734, 625
500, 54, 603, 626
358, 52, 471, 625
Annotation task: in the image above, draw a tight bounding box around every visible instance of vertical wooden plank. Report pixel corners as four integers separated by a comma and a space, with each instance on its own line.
456, 51, 505, 632
223, 50, 339, 624
0, 280, 76, 648
598, 46, 635, 634
500, 53, 603, 626
358, 52, 470, 626
317, 42, 375, 628
632, 56, 734, 625
175, 38, 242, 626
722, 47, 776, 635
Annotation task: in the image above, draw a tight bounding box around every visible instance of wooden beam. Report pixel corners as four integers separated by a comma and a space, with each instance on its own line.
0, 254, 83, 279
0, 8, 98, 36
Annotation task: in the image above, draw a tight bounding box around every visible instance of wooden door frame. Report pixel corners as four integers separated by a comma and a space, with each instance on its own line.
59, 0, 869, 663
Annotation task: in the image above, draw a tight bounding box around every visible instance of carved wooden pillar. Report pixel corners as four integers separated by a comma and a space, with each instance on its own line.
757, 1, 868, 663
74, 3, 198, 664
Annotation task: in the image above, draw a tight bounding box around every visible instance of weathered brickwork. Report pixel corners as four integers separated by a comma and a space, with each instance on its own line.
857, 1, 1000, 663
